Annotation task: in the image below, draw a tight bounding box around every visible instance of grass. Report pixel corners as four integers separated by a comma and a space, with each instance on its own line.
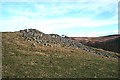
2, 32, 119, 78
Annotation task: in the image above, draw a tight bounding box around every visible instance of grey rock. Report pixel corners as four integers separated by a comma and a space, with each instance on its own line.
19, 29, 118, 58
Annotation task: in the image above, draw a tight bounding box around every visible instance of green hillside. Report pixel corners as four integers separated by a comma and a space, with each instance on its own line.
2, 32, 119, 78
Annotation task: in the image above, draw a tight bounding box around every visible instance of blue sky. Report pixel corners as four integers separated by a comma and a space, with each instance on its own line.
0, 0, 119, 37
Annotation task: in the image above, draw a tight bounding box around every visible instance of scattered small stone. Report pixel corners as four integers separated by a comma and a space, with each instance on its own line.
31, 43, 36, 48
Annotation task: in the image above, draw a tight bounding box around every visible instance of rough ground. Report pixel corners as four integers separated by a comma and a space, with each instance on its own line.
71, 35, 120, 53
2, 29, 119, 78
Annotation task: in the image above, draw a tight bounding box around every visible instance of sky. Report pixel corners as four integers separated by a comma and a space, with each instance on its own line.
0, 0, 119, 37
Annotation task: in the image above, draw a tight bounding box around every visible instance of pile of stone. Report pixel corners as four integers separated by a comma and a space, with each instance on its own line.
19, 29, 82, 48
19, 29, 119, 58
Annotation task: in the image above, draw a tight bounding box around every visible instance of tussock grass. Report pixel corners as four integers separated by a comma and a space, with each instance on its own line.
2, 32, 118, 78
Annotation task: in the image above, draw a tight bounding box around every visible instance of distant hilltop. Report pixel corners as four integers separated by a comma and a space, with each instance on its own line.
71, 34, 120, 53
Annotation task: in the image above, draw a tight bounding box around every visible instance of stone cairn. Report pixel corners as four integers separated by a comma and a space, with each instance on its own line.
19, 29, 119, 58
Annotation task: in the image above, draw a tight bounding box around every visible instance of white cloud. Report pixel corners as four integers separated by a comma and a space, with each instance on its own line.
1, 0, 119, 2
50, 17, 117, 28
68, 30, 118, 37
4, 1, 116, 18
78, 0, 119, 3
0, 1, 118, 37
3, 1, 117, 19
0, 16, 117, 33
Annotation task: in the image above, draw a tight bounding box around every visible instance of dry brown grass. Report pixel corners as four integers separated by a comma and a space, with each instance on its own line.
2, 32, 119, 78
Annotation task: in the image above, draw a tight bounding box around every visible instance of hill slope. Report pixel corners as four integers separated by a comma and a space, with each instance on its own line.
71, 35, 120, 53
2, 29, 119, 78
